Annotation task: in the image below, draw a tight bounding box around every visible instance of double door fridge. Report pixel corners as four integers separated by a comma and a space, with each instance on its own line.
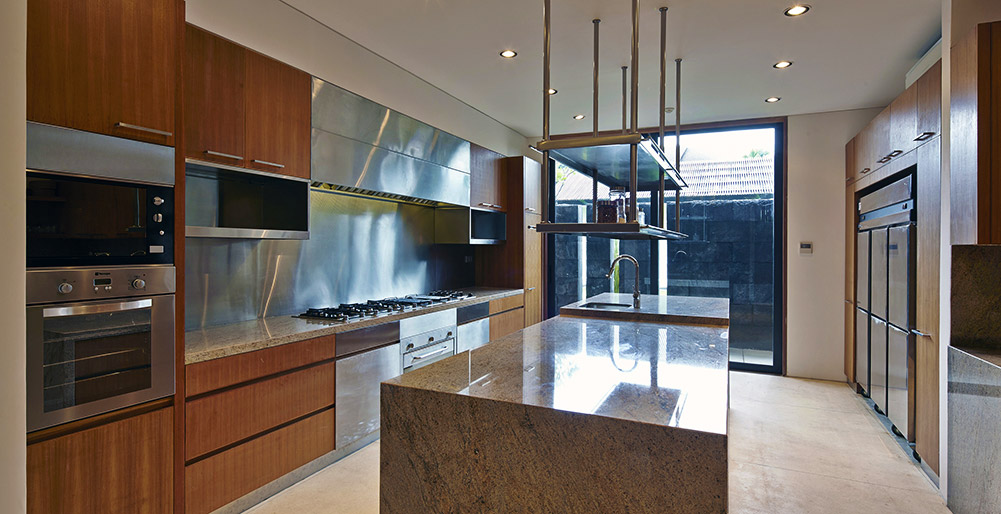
856, 175, 916, 441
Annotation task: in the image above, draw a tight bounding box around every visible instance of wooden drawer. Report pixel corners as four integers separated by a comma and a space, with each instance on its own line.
490, 307, 525, 340
186, 409, 335, 514
186, 362, 335, 460
28, 407, 173, 514
489, 294, 525, 315
186, 335, 336, 397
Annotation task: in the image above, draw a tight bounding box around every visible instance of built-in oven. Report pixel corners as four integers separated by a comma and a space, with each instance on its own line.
26, 266, 175, 433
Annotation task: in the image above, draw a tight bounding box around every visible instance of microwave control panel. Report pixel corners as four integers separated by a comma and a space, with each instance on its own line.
26, 266, 176, 305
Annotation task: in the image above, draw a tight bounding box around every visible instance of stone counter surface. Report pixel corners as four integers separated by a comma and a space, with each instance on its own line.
560, 292, 730, 326
381, 314, 729, 513
184, 287, 522, 365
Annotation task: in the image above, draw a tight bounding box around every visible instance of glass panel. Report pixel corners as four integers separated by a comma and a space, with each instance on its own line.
42, 307, 152, 412
27, 173, 148, 264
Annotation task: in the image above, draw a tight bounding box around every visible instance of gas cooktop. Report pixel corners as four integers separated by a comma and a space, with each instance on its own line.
297, 290, 475, 323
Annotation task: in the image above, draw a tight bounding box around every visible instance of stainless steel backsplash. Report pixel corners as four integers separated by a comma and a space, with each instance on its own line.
185, 188, 468, 330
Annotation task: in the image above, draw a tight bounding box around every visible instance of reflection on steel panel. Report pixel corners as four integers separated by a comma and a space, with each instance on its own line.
335, 343, 402, 449
870, 228, 888, 320
456, 317, 490, 353
887, 225, 915, 330
870, 317, 888, 412
887, 325, 914, 441
856, 231, 870, 311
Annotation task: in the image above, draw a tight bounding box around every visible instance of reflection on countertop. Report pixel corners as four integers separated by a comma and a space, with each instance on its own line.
184, 287, 522, 365
385, 315, 729, 435
559, 293, 730, 326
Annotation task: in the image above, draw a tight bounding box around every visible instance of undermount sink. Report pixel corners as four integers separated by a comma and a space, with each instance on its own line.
580, 302, 635, 310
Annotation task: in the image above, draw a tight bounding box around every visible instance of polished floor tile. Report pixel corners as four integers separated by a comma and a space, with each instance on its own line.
244, 372, 948, 514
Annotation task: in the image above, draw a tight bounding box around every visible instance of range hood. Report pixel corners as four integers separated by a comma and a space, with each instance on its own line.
310, 77, 471, 207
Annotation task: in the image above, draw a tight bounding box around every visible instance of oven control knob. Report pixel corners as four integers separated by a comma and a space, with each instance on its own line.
57, 282, 73, 295
153, 196, 164, 206
131, 278, 146, 289
152, 213, 163, 223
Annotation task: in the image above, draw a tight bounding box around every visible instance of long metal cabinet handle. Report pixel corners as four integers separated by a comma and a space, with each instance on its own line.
412, 347, 451, 360
205, 150, 244, 161
913, 132, 936, 142
251, 159, 286, 169
527, 287, 537, 291
43, 299, 153, 318
860, 167, 871, 174
525, 207, 538, 213
889, 150, 903, 158
912, 329, 931, 337
115, 122, 173, 137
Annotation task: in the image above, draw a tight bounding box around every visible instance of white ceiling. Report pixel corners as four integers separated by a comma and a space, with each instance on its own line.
282, 0, 941, 138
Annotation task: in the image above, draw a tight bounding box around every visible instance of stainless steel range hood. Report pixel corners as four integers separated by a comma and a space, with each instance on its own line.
310, 78, 471, 207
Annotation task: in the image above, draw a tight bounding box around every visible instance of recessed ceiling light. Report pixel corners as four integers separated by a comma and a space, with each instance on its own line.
784, 4, 810, 16
500, 49, 517, 58
547, 88, 558, 95
572, 114, 586, 120
765, 97, 782, 103
773, 60, 793, 69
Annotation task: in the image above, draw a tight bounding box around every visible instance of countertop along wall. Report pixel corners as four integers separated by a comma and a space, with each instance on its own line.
185, 0, 529, 159
786, 107, 883, 381
0, 0, 26, 511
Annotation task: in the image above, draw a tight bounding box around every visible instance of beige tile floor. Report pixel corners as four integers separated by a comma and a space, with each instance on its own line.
246, 372, 950, 514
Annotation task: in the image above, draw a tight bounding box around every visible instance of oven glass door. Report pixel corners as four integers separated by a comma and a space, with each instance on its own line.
27, 295, 175, 432
26, 172, 172, 267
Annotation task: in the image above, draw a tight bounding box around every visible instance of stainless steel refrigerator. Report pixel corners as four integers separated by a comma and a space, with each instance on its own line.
856, 175, 916, 441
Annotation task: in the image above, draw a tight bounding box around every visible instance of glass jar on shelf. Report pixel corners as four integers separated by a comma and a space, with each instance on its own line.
609, 186, 628, 223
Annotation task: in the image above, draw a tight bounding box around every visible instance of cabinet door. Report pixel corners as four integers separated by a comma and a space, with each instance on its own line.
490, 307, 525, 340
915, 333, 939, 474
915, 60, 942, 145
244, 51, 312, 179
27, 0, 177, 146
470, 144, 507, 212
27, 407, 173, 514
889, 83, 918, 157
184, 25, 246, 166
845, 138, 857, 184
870, 107, 893, 169
524, 213, 543, 327
523, 157, 543, 214
915, 137, 940, 335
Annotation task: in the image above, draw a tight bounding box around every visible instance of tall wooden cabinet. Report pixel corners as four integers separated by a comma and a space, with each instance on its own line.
27, 0, 178, 146
184, 24, 311, 179
470, 143, 508, 212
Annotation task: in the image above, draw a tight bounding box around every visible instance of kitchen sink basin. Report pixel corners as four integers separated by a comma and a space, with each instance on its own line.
579, 302, 635, 310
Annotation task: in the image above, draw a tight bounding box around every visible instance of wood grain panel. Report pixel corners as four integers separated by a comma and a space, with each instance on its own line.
185, 362, 335, 460
844, 300, 855, 384
244, 50, 311, 179
186, 335, 335, 397
916, 137, 941, 336
890, 82, 918, 156
28, 407, 173, 514
470, 144, 508, 211
27, 0, 176, 145
185, 409, 335, 514
870, 107, 893, 168
845, 138, 856, 183
991, 23, 1001, 243
950, 23, 990, 244
489, 294, 525, 315
490, 307, 525, 341
915, 333, 939, 474
916, 60, 942, 143
173, 5, 187, 510
525, 213, 543, 327
184, 24, 246, 166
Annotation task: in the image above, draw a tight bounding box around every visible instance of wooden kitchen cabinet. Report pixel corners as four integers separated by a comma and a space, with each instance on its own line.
889, 83, 918, 157
845, 138, 857, 184
27, 0, 177, 146
184, 25, 246, 167
915, 333, 939, 474
244, 50, 312, 179
915, 60, 942, 145
525, 213, 543, 327
853, 107, 890, 179
915, 137, 941, 336
470, 143, 508, 212
27, 406, 173, 514
490, 307, 526, 340
184, 25, 311, 179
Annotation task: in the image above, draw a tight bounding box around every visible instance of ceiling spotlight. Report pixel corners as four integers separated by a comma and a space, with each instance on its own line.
572, 114, 586, 120
784, 4, 810, 16
547, 88, 558, 95
765, 97, 782, 103
773, 61, 793, 69
500, 49, 517, 58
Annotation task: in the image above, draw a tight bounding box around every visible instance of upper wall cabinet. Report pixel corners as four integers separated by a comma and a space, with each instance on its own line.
27, 0, 178, 146
916, 60, 942, 144
522, 157, 543, 215
889, 82, 918, 157
470, 144, 508, 212
184, 25, 311, 179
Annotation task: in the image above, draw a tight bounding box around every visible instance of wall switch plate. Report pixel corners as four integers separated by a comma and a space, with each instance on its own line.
799, 242, 813, 255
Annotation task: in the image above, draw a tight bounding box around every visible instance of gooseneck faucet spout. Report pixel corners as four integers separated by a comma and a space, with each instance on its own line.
606, 254, 641, 308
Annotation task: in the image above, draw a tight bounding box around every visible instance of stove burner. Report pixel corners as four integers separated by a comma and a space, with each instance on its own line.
430, 290, 474, 299
298, 290, 475, 321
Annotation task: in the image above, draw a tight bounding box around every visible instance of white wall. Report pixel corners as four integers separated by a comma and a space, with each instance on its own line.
185, 0, 529, 158
0, 0, 27, 512
785, 108, 882, 381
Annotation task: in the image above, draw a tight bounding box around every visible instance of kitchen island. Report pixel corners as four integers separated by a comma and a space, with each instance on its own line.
380, 296, 729, 513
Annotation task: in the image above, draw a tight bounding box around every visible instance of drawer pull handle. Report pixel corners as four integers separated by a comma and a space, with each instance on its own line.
115, 122, 172, 137
528, 287, 537, 291
252, 159, 286, 169
860, 168, 871, 175
205, 150, 244, 161
913, 132, 936, 142
478, 202, 503, 209
889, 150, 903, 158
877, 156, 892, 164
525, 207, 538, 213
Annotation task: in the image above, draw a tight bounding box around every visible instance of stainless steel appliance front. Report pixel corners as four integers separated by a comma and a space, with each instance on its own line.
26, 267, 175, 432
457, 317, 490, 353
335, 342, 402, 449
887, 324, 914, 440
870, 316, 888, 413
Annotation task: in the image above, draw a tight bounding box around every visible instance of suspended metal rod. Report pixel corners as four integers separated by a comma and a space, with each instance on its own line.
542, 0, 551, 223
621, 66, 628, 134
675, 58, 682, 232
592, 19, 601, 221
628, 0, 640, 223
658, 6, 668, 228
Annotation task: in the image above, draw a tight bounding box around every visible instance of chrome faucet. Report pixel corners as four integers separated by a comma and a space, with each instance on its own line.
606, 254, 641, 308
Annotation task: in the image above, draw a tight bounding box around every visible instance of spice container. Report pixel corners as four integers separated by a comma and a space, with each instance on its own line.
609, 187, 628, 223
597, 200, 617, 223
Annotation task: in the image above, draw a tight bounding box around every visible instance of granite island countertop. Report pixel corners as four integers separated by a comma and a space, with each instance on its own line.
184, 287, 523, 365
386, 314, 729, 434
560, 293, 730, 326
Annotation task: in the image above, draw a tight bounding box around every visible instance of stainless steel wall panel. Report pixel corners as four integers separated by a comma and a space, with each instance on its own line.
185, 189, 437, 330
